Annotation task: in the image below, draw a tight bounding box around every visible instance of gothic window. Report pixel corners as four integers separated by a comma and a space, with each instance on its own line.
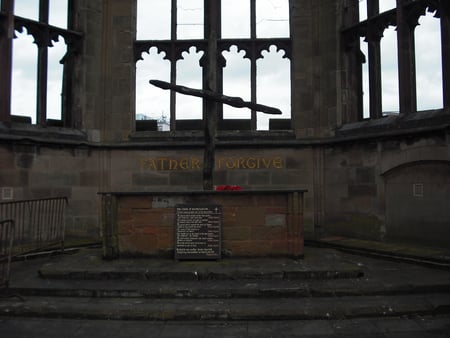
0, 0, 82, 127
135, 0, 292, 132
345, 0, 449, 121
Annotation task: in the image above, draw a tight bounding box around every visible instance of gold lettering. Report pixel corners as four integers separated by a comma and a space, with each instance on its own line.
226, 158, 236, 169
246, 157, 257, 169
192, 157, 201, 169
217, 157, 225, 170
273, 157, 283, 169
180, 158, 189, 170
148, 159, 157, 170
169, 159, 178, 170
141, 156, 284, 170
239, 157, 246, 169
158, 157, 168, 170
262, 158, 272, 169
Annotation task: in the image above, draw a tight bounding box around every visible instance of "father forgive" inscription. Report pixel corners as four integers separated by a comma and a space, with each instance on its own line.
141, 156, 284, 171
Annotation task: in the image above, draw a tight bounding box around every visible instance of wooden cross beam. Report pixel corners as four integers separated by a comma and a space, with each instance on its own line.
149, 79, 282, 191
149, 80, 282, 115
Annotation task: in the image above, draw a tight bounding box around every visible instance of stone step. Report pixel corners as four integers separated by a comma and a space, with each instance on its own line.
35, 249, 364, 281
8, 278, 450, 299
38, 267, 364, 281
1, 293, 450, 321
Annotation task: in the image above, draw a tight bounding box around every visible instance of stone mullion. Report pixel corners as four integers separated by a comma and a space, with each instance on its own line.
36, 0, 50, 126
440, 0, 450, 109
367, 0, 383, 119
366, 0, 383, 119
367, 34, 382, 119
250, 0, 257, 130
340, 0, 363, 124
169, 0, 177, 130
0, 0, 14, 124
396, 0, 417, 115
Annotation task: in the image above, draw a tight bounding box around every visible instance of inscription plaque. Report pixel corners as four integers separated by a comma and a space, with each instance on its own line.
175, 205, 221, 260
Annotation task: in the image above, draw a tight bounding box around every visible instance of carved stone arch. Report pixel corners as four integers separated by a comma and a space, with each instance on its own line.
219, 41, 251, 60
381, 159, 450, 178
258, 43, 290, 59
134, 41, 173, 62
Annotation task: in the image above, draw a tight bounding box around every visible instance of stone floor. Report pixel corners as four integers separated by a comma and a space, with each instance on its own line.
1, 239, 450, 337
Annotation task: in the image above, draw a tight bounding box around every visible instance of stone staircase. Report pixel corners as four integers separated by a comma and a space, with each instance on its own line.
1, 247, 450, 321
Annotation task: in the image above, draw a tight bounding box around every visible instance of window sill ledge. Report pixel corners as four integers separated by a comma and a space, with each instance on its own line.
128, 129, 296, 146
0, 122, 88, 145
335, 109, 450, 139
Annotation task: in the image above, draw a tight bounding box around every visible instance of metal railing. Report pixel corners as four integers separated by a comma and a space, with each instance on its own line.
0, 197, 67, 256
0, 219, 14, 289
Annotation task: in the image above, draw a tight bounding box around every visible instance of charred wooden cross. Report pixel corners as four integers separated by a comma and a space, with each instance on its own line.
150, 80, 282, 115
150, 79, 282, 191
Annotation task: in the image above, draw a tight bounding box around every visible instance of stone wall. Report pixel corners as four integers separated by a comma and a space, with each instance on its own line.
323, 130, 450, 245
0, 142, 100, 238
0, 141, 316, 241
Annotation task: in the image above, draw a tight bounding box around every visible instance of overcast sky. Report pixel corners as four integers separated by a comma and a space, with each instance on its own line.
9, 0, 443, 128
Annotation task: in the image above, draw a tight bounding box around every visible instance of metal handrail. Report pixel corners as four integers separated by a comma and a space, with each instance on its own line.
0, 197, 67, 256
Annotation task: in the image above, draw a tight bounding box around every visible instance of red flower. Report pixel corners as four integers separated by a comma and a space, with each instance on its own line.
215, 185, 242, 191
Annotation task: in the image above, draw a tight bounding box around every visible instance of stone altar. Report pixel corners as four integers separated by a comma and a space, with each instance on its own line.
100, 190, 305, 259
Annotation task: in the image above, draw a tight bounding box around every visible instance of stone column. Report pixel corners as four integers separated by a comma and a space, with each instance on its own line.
0, 0, 14, 124
396, 0, 417, 115
75, 0, 136, 142
291, 0, 340, 137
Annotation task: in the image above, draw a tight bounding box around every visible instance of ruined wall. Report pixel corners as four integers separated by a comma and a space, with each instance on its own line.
323, 131, 450, 246
0, 141, 316, 241
0, 142, 100, 238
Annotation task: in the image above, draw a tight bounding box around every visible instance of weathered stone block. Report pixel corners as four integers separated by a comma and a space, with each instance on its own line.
348, 184, 377, 197
132, 173, 169, 186
265, 214, 287, 227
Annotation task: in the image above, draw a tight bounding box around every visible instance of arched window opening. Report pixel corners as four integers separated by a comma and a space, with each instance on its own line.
415, 12, 443, 110
47, 39, 67, 122
176, 47, 203, 120
1, 0, 82, 127
257, 46, 291, 130
360, 38, 370, 119
136, 47, 171, 130
11, 30, 37, 123
381, 26, 399, 115
222, 47, 251, 120
347, 0, 448, 121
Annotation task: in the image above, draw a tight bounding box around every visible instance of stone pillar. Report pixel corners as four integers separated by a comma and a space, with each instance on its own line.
339, 0, 363, 124
75, 0, 136, 142
291, 0, 340, 138
366, 0, 382, 119
441, 0, 450, 109
0, 0, 14, 124
396, 0, 417, 115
